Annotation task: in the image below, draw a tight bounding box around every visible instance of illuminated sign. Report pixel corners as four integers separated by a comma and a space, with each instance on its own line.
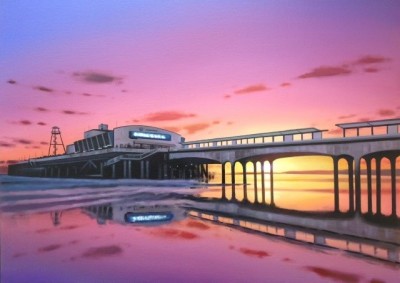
129, 131, 171, 141
125, 212, 174, 223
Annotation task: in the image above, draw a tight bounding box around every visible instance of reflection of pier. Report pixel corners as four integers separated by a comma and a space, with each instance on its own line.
187, 201, 400, 263
83, 201, 186, 226
170, 119, 400, 219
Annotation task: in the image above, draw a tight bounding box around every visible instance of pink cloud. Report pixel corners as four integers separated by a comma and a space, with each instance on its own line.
280, 82, 291, 87
377, 109, 395, 117
298, 66, 351, 79
144, 111, 196, 122
353, 55, 390, 65
183, 123, 210, 134
235, 84, 269, 95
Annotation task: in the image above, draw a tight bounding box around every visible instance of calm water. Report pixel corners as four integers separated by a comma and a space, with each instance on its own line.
0, 175, 399, 283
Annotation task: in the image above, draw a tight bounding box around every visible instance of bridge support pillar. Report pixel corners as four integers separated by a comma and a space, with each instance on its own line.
253, 161, 258, 204
389, 156, 397, 218
243, 162, 248, 202
128, 161, 132, 178
355, 158, 362, 214
376, 157, 382, 216
270, 161, 275, 207
112, 164, 116, 179
365, 158, 373, 214
347, 157, 354, 212
333, 157, 340, 212
261, 162, 265, 204
221, 164, 226, 185
232, 163, 236, 201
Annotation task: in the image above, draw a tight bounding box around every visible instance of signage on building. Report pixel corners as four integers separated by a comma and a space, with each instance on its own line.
129, 131, 171, 141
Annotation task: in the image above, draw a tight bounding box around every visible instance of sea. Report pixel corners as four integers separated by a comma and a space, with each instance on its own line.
0, 174, 399, 283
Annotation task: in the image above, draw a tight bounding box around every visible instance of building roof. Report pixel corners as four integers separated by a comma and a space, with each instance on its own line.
184, 127, 326, 144
335, 118, 400, 129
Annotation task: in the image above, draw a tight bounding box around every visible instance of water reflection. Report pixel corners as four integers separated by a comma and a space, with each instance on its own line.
187, 205, 400, 263
83, 201, 187, 226
1, 176, 399, 283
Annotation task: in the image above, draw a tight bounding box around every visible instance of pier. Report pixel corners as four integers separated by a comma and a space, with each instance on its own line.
8, 118, 400, 220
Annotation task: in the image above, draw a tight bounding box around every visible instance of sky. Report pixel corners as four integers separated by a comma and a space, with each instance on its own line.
1, 0, 400, 172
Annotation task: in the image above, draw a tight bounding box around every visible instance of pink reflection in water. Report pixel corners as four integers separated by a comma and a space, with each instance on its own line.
1, 209, 399, 283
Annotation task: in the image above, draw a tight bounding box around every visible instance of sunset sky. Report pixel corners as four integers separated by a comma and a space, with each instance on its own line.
1, 1, 400, 171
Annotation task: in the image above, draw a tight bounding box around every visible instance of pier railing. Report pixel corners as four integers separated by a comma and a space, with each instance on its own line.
182, 128, 327, 149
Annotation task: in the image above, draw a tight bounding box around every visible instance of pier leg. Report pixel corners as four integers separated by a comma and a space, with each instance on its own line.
254, 161, 258, 204
390, 157, 397, 218
355, 158, 361, 214
232, 163, 236, 201
221, 164, 226, 185
376, 157, 382, 215
348, 158, 354, 212
123, 161, 127, 178
261, 162, 265, 204
366, 158, 373, 214
112, 164, 116, 179
243, 163, 248, 202
140, 161, 144, 179
128, 161, 132, 178
333, 157, 340, 212
270, 161, 275, 206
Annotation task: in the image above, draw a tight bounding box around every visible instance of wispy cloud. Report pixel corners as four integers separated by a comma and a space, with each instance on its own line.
377, 109, 396, 117
353, 55, 390, 65
73, 71, 123, 84
338, 114, 356, 120
37, 122, 47, 126
0, 141, 15, 148
62, 110, 89, 115
7, 79, 17, 84
298, 66, 351, 79
280, 82, 291, 87
34, 86, 54, 93
234, 84, 269, 95
14, 138, 33, 145
144, 111, 196, 122
34, 107, 50, 112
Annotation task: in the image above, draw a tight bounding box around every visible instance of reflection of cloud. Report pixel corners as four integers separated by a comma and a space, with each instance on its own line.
151, 228, 198, 240
353, 55, 390, 65
378, 109, 395, 117
364, 67, 379, 73
35, 86, 54, 93
60, 225, 80, 230
62, 110, 88, 115
183, 123, 210, 134
280, 82, 291, 87
38, 244, 62, 253
235, 84, 269, 95
73, 71, 123, 84
40, 141, 48, 145
144, 111, 196, 122
186, 220, 210, 230
298, 66, 351, 79
239, 247, 270, 258
81, 245, 123, 259
224, 94, 231, 99
305, 266, 360, 283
